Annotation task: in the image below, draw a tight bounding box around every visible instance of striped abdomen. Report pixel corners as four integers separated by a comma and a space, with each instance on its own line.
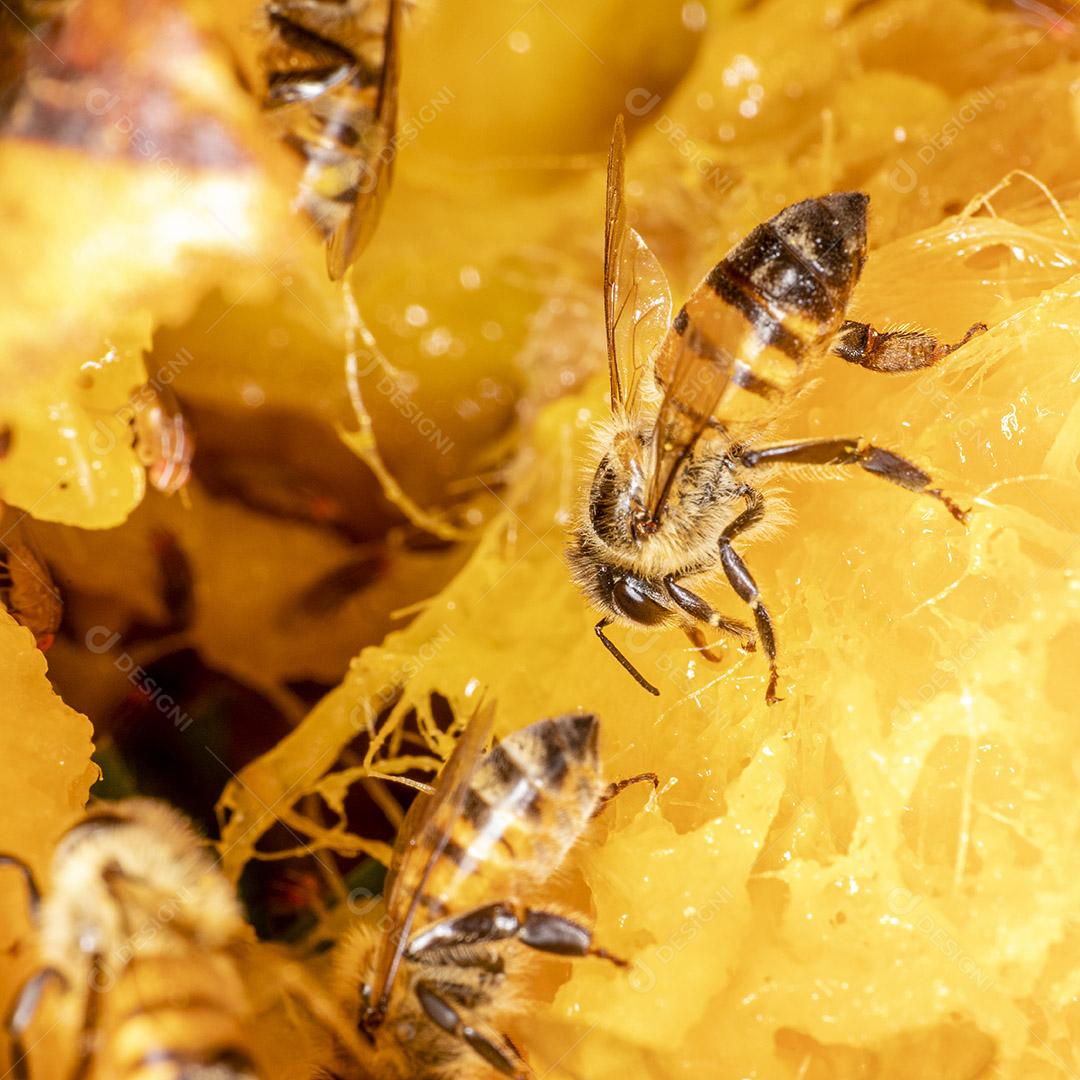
260, 1, 395, 278
92, 954, 260, 1079
656, 193, 869, 432
418, 714, 605, 918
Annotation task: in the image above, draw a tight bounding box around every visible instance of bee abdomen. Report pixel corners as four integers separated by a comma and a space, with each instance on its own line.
124, 1042, 258, 1080
473, 714, 600, 813
712, 195, 867, 355
106, 958, 258, 1078
260, 5, 384, 240
420, 715, 604, 911
665, 193, 870, 425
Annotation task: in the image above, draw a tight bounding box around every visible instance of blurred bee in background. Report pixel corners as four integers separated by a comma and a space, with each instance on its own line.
0, 799, 263, 1079
258, 0, 401, 281
568, 116, 987, 701
0, 535, 61, 650
256, 0, 473, 542
130, 383, 194, 498
335, 707, 656, 1079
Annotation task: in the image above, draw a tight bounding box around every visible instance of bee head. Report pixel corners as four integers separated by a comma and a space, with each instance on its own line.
583, 561, 665, 630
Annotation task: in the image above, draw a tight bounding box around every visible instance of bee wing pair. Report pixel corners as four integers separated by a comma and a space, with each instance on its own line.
261, 0, 402, 280
325, 0, 402, 280
604, 115, 733, 528
364, 701, 497, 1023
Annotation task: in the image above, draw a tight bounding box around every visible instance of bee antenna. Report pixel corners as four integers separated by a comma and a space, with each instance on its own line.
594, 619, 660, 696
0, 854, 42, 920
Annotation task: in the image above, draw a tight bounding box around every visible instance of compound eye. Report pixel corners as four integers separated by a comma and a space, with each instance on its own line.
612, 577, 669, 627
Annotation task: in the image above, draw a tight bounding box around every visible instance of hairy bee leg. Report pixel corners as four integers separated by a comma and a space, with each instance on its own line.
832, 319, 987, 372
5, 967, 67, 1080
407, 902, 627, 969
518, 909, 628, 967
593, 772, 659, 819
415, 983, 530, 1079
663, 576, 756, 651
595, 618, 660, 696
741, 438, 969, 523
716, 490, 781, 705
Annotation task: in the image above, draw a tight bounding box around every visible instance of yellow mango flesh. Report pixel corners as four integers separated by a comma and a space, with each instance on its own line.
2, 0, 1080, 1078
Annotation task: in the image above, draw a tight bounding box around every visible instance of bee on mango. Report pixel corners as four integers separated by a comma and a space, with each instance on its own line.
568, 116, 987, 701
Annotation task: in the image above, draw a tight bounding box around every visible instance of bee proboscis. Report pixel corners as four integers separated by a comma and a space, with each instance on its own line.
336, 706, 656, 1079
568, 115, 987, 701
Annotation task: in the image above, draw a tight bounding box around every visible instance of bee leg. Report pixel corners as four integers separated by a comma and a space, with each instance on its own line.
415, 982, 529, 1079
684, 625, 723, 662
593, 772, 659, 819
833, 319, 987, 372
0, 853, 42, 918
715, 491, 781, 705
741, 437, 969, 523
69, 953, 106, 1080
663, 576, 756, 652
5, 967, 67, 1080
517, 909, 628, 968
595, 618, 660, 696
408, 902, 627, 969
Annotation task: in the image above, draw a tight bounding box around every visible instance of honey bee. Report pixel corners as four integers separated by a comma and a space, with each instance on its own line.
0, 537, 61, 651
130, 384, 194, 496
568, 116, 987, 701
334, 706, 656, 1079
0, 799, 264, 1079
258, 0, 401, 280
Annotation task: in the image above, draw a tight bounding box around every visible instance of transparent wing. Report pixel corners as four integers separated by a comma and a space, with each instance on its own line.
604, 114, 672, 417
326, 0, 401, 280
366, 700, 496, 1021
644, 320, 732, 523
